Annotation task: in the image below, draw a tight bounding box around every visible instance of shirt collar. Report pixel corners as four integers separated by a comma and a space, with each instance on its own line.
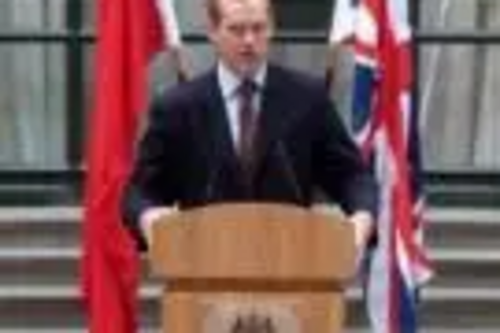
217, 61, 267, 100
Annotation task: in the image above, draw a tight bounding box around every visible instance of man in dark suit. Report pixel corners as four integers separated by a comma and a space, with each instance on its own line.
122, 0, 377, 252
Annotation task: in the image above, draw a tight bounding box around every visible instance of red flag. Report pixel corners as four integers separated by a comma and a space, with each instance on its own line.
81, 0, 165, 331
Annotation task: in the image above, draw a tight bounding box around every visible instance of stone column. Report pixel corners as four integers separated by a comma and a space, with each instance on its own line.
474, 1, 500, 169
1, 0, 66, 168
0, 1, 18, 166
420, 1, 479, 169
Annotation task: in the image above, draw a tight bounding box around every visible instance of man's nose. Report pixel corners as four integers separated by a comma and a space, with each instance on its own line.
242, 29, 257, 45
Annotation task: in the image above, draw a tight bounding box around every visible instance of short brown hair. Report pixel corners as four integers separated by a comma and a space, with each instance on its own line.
205, 0, 274, 24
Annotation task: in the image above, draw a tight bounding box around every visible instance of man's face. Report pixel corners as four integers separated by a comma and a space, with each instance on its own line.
208, 0, 273, 77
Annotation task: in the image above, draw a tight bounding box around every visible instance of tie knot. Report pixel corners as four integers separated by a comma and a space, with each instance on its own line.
238, 78, 258, 99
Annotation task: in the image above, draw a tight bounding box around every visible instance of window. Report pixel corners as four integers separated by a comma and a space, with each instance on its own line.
274, 0, 332, 31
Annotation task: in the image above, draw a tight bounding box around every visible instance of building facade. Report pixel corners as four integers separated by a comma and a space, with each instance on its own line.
0, 0, 499, 172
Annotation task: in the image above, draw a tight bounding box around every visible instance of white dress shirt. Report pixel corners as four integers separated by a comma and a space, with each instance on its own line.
216, 61, 267, 148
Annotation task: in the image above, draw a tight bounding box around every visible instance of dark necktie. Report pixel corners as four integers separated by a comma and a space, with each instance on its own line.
237, 79, 259, 175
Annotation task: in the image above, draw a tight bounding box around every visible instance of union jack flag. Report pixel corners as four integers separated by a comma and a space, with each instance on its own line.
331, 0, 434, 332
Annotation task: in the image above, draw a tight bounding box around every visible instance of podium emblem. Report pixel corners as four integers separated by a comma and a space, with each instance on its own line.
203, 300, 300, 333
231, 313, 275, 333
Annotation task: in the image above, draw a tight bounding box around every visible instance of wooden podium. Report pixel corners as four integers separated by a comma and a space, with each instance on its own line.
149, 203, 356, 333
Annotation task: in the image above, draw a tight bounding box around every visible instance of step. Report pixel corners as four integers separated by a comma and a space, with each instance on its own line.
2, 246, 498, 289
426, 183, 500, 207
0, 248, 148, 286
0, 207, 80, 248
0, 185, 80, 206
427, 249, 500, 289
0, 218, 78, 248
424, 170, 500, 207
0, 327, 498, 333
1, 284, 499, 329
5, 283, 500, 302
0, 206, 496, 224
0, 207, 80, 223
345, 287, 500, 329
424, 171, 500, 186
0, 170, 81, 207
0, 207, 498, 249
1, 283, 499, 301
425, 207, 500, 249
0, 284, 160, 329
349, 330, 500, 333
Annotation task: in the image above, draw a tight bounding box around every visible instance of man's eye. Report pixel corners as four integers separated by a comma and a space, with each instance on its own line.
251, 24, 266, 34
228, 25, 245, 35
228, 24, 267, 36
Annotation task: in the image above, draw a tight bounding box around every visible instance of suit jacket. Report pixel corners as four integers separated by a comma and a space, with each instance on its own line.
122, 64, 377, 249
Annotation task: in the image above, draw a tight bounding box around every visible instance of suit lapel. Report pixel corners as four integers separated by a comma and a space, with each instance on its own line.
202, 70, 248, 189
254, 66, 296, 173
204, 71, 235, 160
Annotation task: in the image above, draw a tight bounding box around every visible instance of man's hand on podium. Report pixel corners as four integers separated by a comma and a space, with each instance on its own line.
348, 210, 375, 252
140, 206, 178, 246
